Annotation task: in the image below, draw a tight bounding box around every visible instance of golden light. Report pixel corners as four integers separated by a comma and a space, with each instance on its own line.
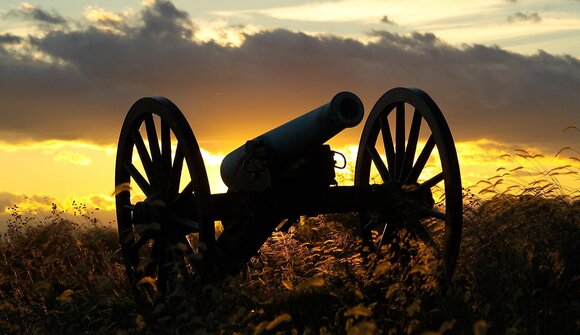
1, 136, 578, 231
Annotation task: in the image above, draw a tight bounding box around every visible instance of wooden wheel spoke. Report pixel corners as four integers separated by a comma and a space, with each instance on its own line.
176, 235, 199, 274
144, 115, 163, 193
124, 162, 153, 196
419, 172, 444, 191
174, 216, 200, 233
161, 120, 172, 189
129, 235, 150, 255
167, 143, 184, 198
156, 243, 169, 293
176, 256, 189, 282
166, 235, 189, 280
181, 181, 196, 196
367, 145, 390, 182
405, 135, 435, 183
123, 233, 139, 266
144, 115, 162, 165
132, 130, 155, 184
395, 103, 405, 180
418, 208, 446, 220
408, 220, 440, 254
174, 180, 196, 205
144, 240, 161, 276
379, 115, 396, 179
402, 110, 422, 178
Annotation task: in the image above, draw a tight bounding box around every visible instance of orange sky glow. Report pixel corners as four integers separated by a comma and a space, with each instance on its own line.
1, 135, 578, 229
0, 0, 578, 229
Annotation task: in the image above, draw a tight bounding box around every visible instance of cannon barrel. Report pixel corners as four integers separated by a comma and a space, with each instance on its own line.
220, 91, 364, 189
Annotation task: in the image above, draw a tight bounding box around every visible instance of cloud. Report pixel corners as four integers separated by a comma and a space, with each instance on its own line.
380, 15, 396, 25
84, 6, 123, 25
4, 2, 66, 25
508, 12, 542, 23
0, 192, 24, 213
53, 151, 93, 166
0, 33, 22, 44
0, 0, 578, 153
140, 0, 194, 40
0, 33, 22, 54
83, 6, 124, 30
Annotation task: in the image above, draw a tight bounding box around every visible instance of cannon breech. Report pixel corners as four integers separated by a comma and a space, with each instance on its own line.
220, 91, 364, 191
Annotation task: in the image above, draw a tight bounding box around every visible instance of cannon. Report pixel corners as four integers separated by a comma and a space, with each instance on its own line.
115, 87, 462, 305
220, 91, 364, 191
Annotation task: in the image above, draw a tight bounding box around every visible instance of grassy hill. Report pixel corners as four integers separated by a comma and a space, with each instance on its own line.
1, 189, 578, 334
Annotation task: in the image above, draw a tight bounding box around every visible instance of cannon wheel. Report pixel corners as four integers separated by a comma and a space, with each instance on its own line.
115, 97, 214, 306
355, 87, 462, 279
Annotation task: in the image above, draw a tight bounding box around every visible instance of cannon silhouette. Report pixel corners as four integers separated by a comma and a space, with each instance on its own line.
115, 87, 462, 305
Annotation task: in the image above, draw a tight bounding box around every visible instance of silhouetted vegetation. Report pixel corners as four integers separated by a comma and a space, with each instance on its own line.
1, 143, 579, 334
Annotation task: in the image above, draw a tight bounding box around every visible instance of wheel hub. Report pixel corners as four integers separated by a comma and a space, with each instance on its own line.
376, 182, 436, 224
401, 183, 435, 210
132, 197, 171, 234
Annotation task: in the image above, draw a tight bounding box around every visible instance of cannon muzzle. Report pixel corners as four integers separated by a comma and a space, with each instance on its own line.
221, 92, 364, 190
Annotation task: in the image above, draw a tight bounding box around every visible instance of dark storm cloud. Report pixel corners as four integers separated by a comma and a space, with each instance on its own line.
508, 12, 542, 23
5, 4, 66, 25
0, 0, 578, 152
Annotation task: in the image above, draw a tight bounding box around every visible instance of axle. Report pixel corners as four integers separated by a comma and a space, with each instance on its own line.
203, 182, 436, 277
204, 182, 435, 222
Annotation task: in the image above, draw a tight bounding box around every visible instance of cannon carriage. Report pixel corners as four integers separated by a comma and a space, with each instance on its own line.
115, 87, 462, 305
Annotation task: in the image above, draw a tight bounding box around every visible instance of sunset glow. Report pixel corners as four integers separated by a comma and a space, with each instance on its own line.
0, 0, 578, 229
2, 136, 578, 230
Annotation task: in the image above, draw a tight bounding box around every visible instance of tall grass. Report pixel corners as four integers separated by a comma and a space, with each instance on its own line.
1, 133, 579, 334
470, 126, 580, 200
0, 205, 134, 334
2, 194, 577, 334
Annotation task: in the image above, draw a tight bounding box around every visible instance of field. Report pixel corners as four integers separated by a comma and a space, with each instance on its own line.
1, 157, 579, 334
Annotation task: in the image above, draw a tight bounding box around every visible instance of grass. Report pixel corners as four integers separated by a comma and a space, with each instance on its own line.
0, 205, 133, 334
1, 141, 579, 334
1, 193, 578, 334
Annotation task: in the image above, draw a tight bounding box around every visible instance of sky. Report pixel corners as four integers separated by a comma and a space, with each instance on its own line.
0, 0, 579, 228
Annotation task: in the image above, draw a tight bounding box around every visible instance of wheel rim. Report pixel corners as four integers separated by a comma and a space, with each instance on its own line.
355, 87, 462, 278
115, 97, 214, 304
